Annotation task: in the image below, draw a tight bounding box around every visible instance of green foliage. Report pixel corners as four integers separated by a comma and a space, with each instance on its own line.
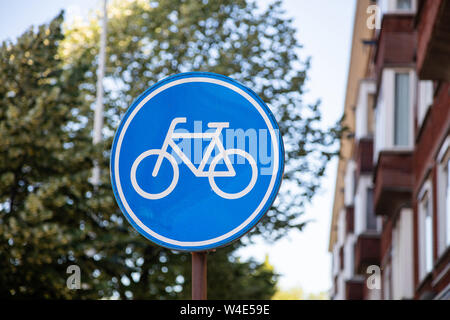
0, 12, 93, 298
66, 0, 340, 239
0, 12, 141, 299
0, 7, 278, 300
0, 0, 339, 299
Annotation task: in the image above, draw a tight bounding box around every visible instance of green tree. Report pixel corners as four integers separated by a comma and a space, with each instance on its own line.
61, 0, 339, 299
0, 11, 278, 299
0, 0, 339, 299
64, 0, 339, 240
0, 13, 116, 298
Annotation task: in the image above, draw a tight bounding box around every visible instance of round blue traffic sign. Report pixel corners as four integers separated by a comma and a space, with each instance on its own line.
110, 72, 284, 251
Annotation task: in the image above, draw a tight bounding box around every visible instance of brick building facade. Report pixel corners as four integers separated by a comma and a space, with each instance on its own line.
329, 0, 450, 300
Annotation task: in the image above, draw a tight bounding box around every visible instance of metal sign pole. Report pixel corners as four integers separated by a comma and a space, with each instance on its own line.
191, 252, 207, 300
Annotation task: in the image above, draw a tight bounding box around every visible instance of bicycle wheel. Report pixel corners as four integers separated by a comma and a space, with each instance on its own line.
208, 149, 258, 199
130, 149, 179, 199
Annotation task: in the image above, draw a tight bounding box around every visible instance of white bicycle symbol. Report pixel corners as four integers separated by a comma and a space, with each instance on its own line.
130, 117, 258, 200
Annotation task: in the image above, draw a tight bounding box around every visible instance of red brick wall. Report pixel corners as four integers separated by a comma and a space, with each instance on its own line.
413, 83, 450, 193
416, 0, 443, 73
374, 14, 416, 85
374, 151, 414, 216
346, 206, 354, 235
355, 234, 381, 274
345, 280, 365, 300
413, 82, 450, 297
355, 138, 373, 182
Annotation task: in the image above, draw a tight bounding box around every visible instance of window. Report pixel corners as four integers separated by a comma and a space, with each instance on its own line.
355, 80, 376, 140
332, 245, 340, 276
424, 198, 433, 273
445, 158, 450, 246
378, 0, 416, 16
437, 137, 450, 255
354, 177, 377, 236
339, 246, 344, 271
367, 93, 375, 136
374, 69, 414, 161
366, 188, 377, 230
418, 181, 434, 280
396, 0, 412, 10
417, 81, 433, 127
394, 73, 410, 146
344, 238, 355, 280
344, 160, 355, 206
391, 209, 414, 299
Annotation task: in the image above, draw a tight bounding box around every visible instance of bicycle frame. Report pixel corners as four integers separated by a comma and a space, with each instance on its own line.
152, 117, 236, 178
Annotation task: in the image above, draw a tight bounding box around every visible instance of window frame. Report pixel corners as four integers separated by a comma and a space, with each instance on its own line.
437, 136, 450, 256
417, 179, 434, 281
374, 68, 415, 161
417, 80, 434, 129
394, 72, 411, 147
355, 79, 376, 140
391, 208, 414, 299
378, 0, 417, 15
396, 0, 413, 10
344, 160, 356, 207
366, 187, 377, 231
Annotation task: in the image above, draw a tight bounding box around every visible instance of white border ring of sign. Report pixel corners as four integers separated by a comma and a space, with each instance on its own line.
111, 73, 283, 251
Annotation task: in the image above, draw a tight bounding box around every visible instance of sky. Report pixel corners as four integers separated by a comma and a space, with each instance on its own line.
0, 0, 356, 295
